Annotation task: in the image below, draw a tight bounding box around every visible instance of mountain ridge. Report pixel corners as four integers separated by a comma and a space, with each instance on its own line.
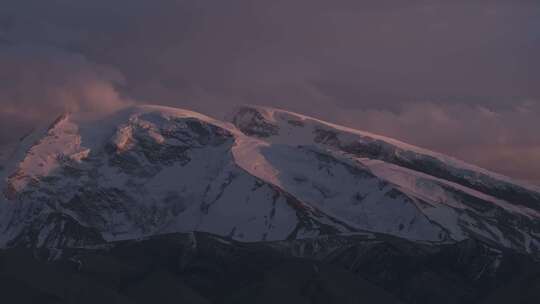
0, 105, 538, 256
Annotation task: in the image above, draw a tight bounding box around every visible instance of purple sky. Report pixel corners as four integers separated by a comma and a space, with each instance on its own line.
1, 0, 539, 184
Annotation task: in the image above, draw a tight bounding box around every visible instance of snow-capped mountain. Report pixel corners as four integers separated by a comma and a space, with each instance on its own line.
1, 105, 539, 255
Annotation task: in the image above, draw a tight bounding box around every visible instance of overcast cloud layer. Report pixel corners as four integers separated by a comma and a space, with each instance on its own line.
1, 0, 539, 184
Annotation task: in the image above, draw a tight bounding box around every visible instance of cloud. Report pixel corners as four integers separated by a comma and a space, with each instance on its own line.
0, 0, 538, 183
3, 1, 538, 110
0, 44, 132, 143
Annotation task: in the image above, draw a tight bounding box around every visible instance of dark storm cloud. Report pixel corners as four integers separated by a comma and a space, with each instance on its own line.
0, 0, 539, 183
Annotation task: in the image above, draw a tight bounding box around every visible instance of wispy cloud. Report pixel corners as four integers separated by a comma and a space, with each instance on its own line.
0, 44, 132, 143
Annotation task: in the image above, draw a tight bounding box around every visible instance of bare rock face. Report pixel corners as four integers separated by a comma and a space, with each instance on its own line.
0, 105, 538, 259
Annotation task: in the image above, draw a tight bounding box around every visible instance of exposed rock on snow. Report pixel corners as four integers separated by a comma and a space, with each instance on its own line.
0, 105, 538, 256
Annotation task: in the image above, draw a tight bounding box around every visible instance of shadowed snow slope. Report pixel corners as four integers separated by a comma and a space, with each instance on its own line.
1, 105, 539, 256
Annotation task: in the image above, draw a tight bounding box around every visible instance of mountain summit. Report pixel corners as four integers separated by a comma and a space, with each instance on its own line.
1, 105, 538, 255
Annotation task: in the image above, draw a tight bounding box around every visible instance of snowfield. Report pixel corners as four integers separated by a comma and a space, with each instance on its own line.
0, 105, 539, 255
